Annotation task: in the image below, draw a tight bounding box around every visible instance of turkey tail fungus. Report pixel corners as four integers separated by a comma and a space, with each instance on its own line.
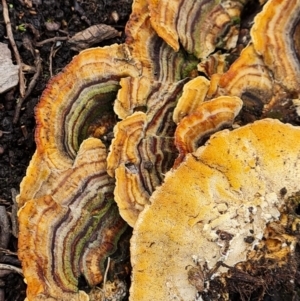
16, 0, 300, 300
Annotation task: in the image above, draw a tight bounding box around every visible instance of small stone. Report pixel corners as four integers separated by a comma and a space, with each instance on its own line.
45, 21, 61, 31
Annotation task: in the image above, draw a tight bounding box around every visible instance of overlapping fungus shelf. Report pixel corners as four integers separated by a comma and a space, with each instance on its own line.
18, 139, 126, 300
107, 79, 188, 226
172, 76, 210, 124
147, 0, 247, 59
17, 44, 140, 300
17, 0, 300, 300
251, 0, 300, 93
174, 96, 243, 167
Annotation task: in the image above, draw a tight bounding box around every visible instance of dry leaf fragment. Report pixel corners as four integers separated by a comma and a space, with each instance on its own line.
68, 24, 121, 51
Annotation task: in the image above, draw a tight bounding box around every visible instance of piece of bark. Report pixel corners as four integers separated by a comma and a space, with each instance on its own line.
0, 43, 19, 94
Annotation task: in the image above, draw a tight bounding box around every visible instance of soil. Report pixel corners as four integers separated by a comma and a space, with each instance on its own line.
0, 1, 299, 301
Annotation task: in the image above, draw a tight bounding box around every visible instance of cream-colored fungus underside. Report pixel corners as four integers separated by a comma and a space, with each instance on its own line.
130, 119, 300, 301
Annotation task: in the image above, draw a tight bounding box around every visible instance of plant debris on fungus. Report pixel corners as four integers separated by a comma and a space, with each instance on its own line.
130, 119, 300, 301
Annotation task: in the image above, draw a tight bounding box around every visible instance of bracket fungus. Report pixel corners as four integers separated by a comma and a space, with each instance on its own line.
172, 76, 210, 125
148, 0, 247, 59
125, 0, 198, 83
18, 138, 127, 301
174, 96, 242, 167
107, 79, 187, 226
130, 119, 300, 301
216, 44, 273, 103
251, 0, 300, 93
17, 0, 196, 297
208, 0, 300, 117
17, 0, 300, 300
17, 44, 140, 300
17, 44, 140, 208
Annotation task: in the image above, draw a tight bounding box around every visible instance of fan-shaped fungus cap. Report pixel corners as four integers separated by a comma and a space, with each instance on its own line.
174, 96, 242, 167
130, 119, 300, 301
17, 44, 140, 208
148, 0, 246, 59
173, 76, 210, 125
125, 0, 198, 82
114, 77, 185, 120
217, 44, 273, 103
18, 138, 127, 301
251, 0, 300, 93
107, 79, 187, 226
114, 77, 152, 119
17, 44, 139, 300
197, 51, 229, 78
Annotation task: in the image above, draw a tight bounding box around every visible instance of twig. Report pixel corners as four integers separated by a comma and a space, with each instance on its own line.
0, 198, 9, 206
58, 29, 69, 35
49, 43, 55, 78
25, 23, 40, 41
2, 0, 26, 98
103, 257, 111, 296
0, 247, 17, 256
22, 63, 36, 73
35, 36, 69, 47
0, 206, 10, 250
0, 263, 23, 276
10, 188, 18, 238
13, 49, 42, 123
49, 43, 62, 77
